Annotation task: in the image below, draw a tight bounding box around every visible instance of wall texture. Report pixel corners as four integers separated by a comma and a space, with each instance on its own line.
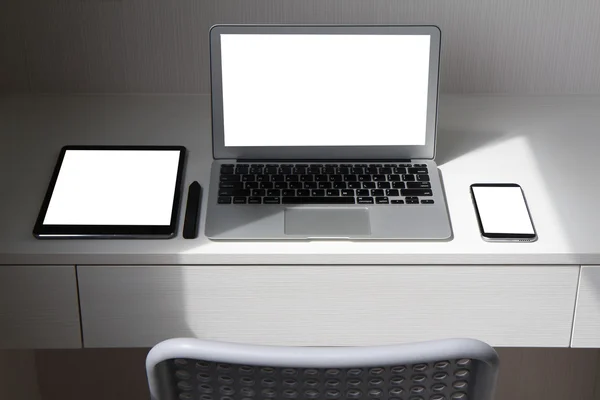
2, 0, 600, 94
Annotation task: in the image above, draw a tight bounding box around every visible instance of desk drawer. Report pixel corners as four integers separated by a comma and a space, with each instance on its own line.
571, 266, 600, 347
0, 266, 81, 349
78, 265, 578, 348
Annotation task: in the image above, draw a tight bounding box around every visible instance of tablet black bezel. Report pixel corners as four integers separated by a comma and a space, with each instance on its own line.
33, 145, 187, 239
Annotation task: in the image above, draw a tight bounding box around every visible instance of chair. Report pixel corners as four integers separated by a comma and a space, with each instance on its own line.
146, 338, 499, 400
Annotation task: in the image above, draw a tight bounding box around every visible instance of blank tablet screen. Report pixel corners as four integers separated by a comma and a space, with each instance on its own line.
43, 150, 182, 226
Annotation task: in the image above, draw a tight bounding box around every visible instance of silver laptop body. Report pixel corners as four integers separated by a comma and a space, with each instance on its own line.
205, 25, 452, 240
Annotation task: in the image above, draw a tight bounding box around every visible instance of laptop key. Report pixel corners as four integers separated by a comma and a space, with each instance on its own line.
311, 189, 325, 196
279, 167, 292, 174
260, 182, 274, 189
219, 189, 250, 197
357, 197, 374, 204
333, 182, 347, 189
218, 196, 232, 204
376, 197, 389, 204
358, 175, 371, 181
379, 167, 392, 174
406, 197, 420, 204
248, 197, 262, 204
271, 175, 285, 182
403, 174, 416, 181
421, 199, 435, 204
220, 182, 243, 189
372, 175, 386, 181
407, 182, 431, 188
344, 174, 358, 182
392, 181, 406, 189
233, 197, 247, 204
371, 189, 384, 197
304, 182, 317, 189
357, 189, 370, 196
251, 189, 265, 197
267, 189, 281, 196
386, 189, 400, 197
323, 167, 336, 174
329, 174, 343, 182
409, 167, 428, 174
297, 189, 310, 196
348, 182, 361, 189
263, 197, 281, 204
282, 197, 355, 204
352, 167, 364, 174
285, 175, 299, 182
307, 167, 321, 174
391, 199, 405, 204
235, 166, 249, 174
274, 182, 287, 189
377, 182, 391, 189
245, 182, 259, 189
249, 167, 263, 174
337, 167, 350, 174
388, 174, 401, 181
365, 167, 378, 174
393, 167, 407, 174
220, 174, 240, 182
326, 189, 340, 196
300, 175, 314, 181
220, 166, 234, 174
315, 175, 328, 182
242, 175, 255, 181
289, 182, 302, 189
401, 189, 433, 197
293, 167, 306, 174
341, 189, 354, 196
362, 182, 376, 189
282, 189, 296, 196
417, 174, 430, 182
319, 182, 332, 189
265, 167, 278, 174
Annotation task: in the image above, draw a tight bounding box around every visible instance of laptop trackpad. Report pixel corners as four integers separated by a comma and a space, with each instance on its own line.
284, 208, 371, 237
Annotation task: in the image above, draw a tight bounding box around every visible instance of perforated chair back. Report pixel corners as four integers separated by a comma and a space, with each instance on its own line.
146, 338, 499, 400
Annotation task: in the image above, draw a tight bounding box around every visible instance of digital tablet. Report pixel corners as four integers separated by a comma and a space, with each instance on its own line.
33, 146, 186, 239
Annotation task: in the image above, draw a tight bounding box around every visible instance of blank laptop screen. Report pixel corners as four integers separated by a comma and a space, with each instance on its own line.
220, 34, 431, 147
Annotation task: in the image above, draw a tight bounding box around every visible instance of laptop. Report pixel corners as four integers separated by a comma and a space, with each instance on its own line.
205, 25, 452, 240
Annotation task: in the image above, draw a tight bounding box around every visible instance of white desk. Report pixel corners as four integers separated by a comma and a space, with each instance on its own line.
0, 95, 599, 349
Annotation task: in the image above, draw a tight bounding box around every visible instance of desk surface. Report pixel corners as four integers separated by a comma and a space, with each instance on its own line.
1, 94, 599, 265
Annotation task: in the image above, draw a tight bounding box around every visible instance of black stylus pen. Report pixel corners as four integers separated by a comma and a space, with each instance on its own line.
183, 181, 202, 239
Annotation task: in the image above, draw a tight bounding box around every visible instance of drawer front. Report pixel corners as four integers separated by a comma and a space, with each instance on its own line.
79, 265, 578, 348
572, 266, 600, 347
0, 266, 81, 349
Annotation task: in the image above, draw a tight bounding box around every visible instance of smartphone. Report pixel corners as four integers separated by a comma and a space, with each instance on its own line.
470, 183, 537, 242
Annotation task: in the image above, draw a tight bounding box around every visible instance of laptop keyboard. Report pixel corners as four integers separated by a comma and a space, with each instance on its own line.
217, 163, 433, 205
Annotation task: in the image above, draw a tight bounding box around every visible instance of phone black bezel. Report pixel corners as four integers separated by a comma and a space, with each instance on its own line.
470, 183, 537, 240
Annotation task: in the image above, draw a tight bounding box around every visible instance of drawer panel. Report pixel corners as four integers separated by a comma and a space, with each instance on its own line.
0, 266, 81, 348
571, 265, 600, 347
78, 265, 578, 348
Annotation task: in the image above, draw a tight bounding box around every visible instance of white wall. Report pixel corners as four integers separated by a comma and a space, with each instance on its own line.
2, 0, 600, 94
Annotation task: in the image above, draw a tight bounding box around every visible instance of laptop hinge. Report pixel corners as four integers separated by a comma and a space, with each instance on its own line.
236, 158, 413, 162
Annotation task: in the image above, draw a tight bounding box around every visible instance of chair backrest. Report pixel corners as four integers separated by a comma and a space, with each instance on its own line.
146, 338, 499, 400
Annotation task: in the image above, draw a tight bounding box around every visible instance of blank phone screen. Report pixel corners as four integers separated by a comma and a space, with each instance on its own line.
472, 186, 535, 235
